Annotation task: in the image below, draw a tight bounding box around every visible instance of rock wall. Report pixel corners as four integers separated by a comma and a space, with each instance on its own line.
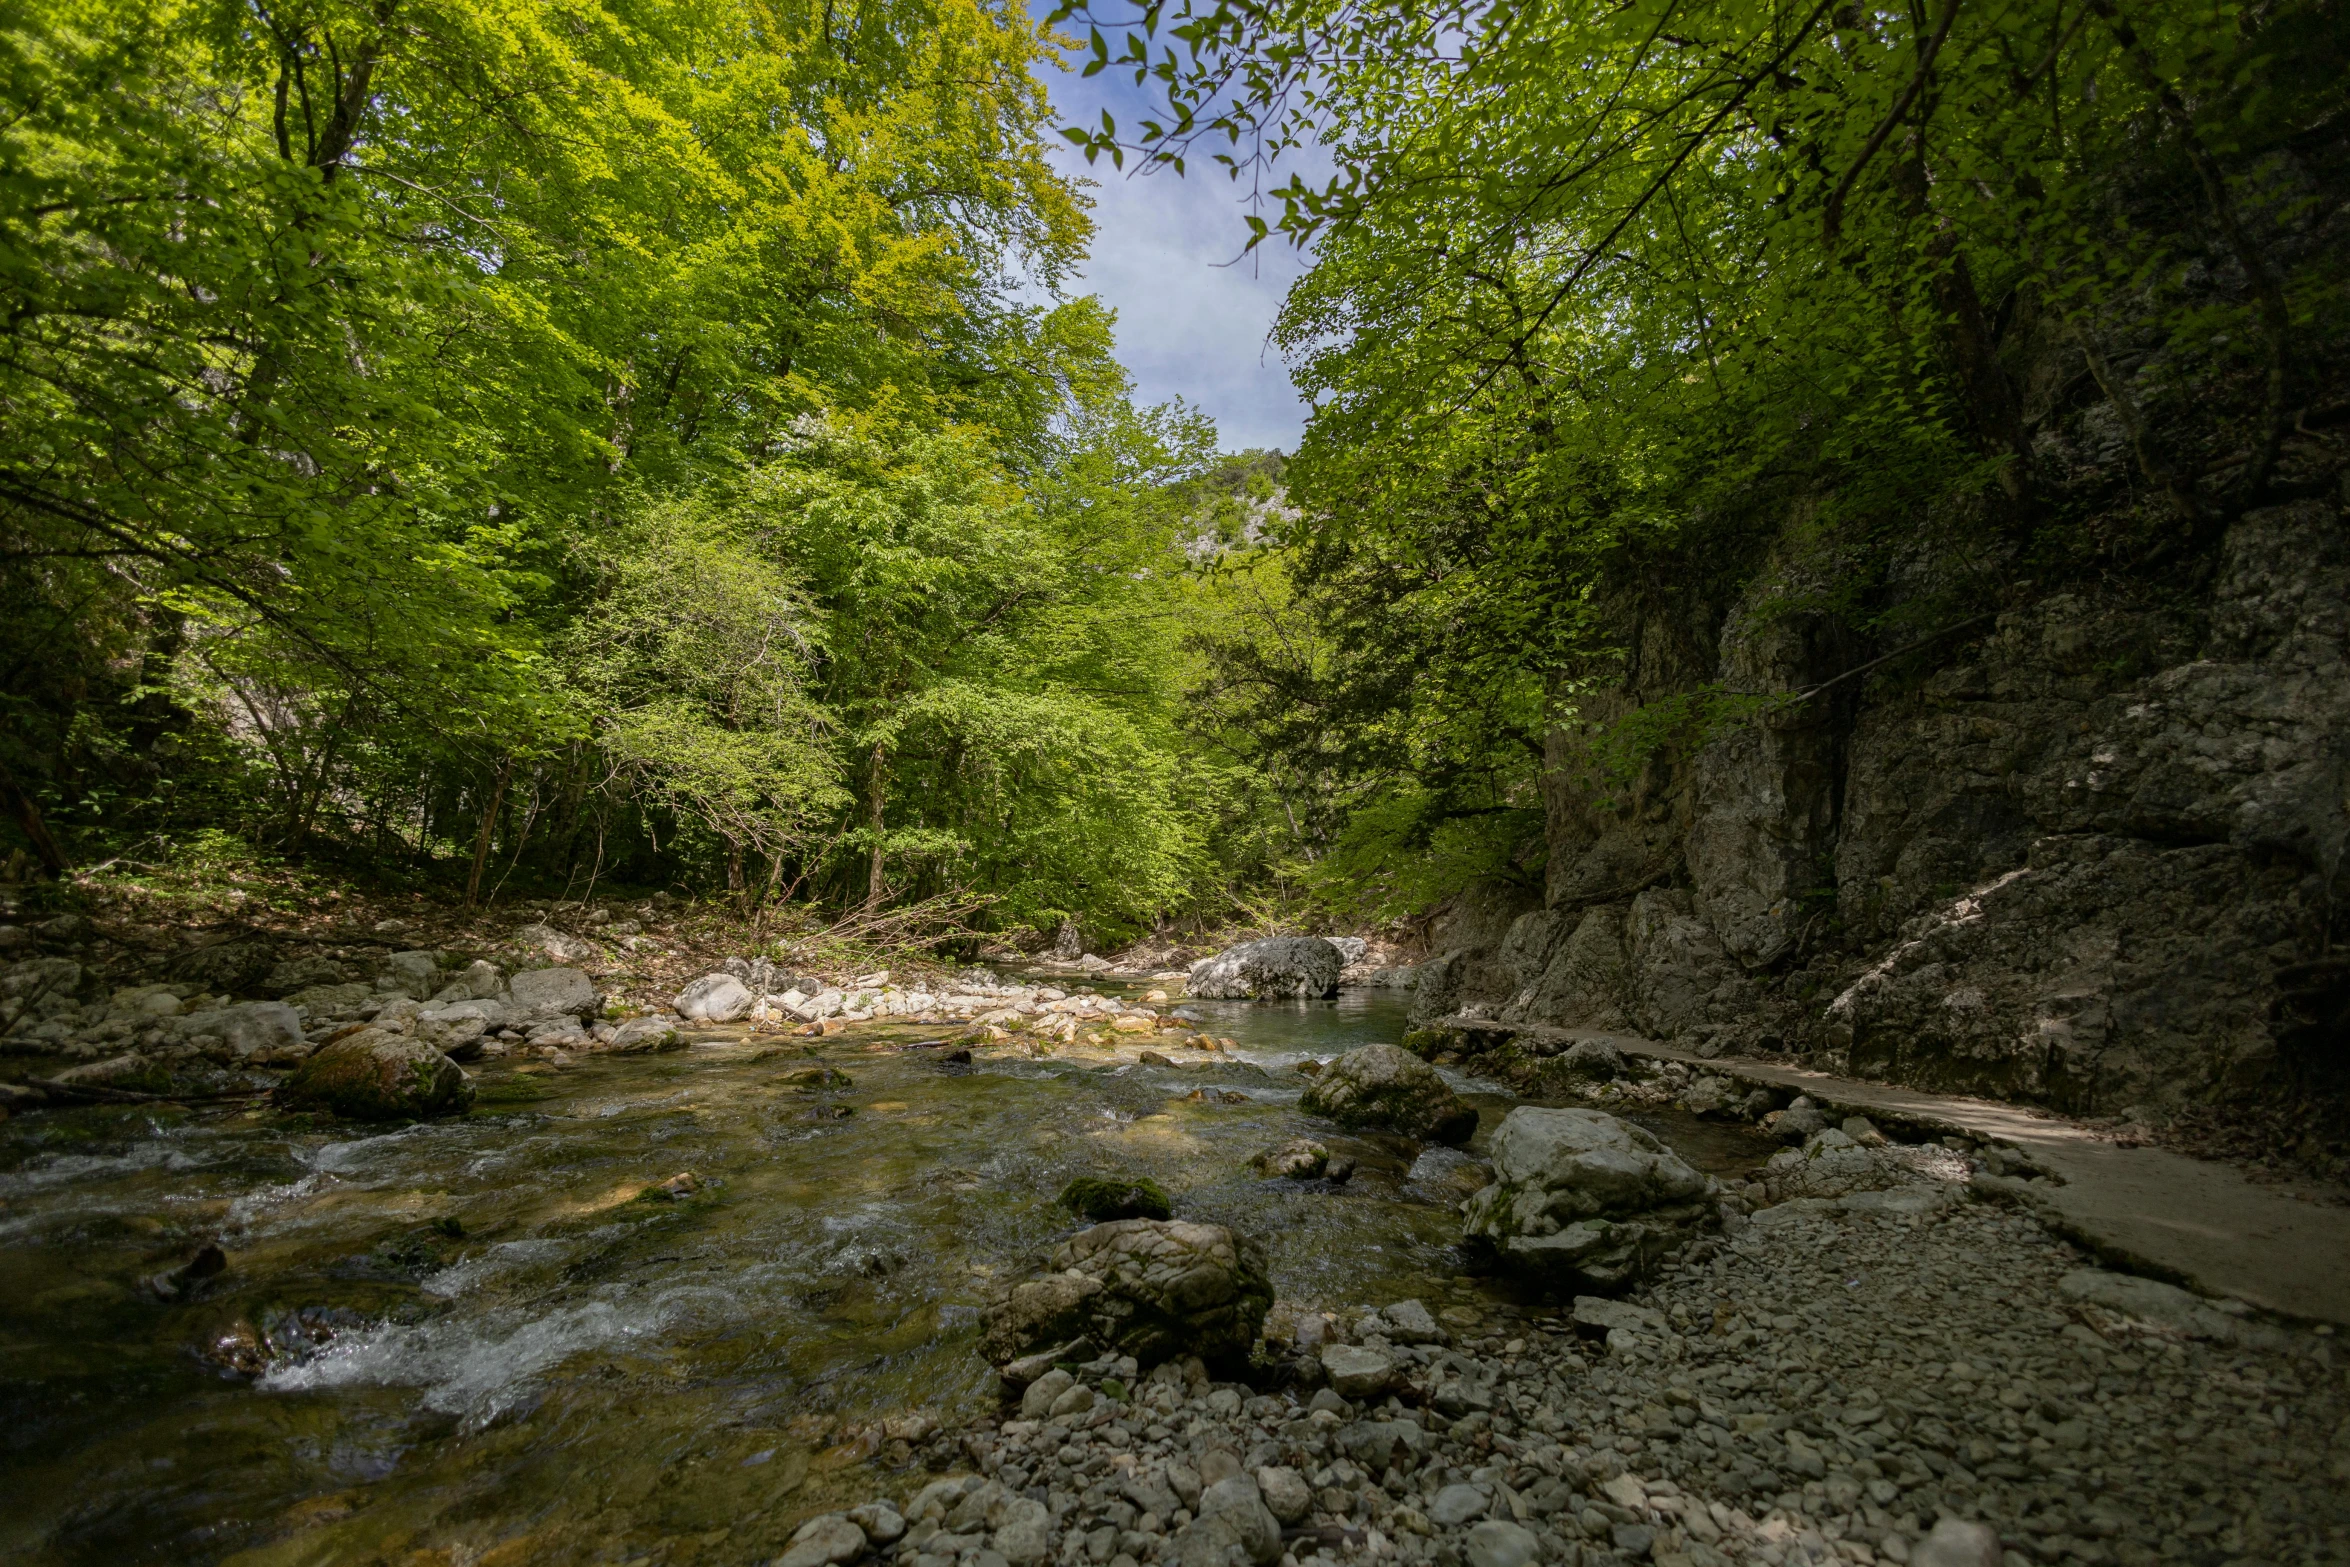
1417, 498, 2350, 1118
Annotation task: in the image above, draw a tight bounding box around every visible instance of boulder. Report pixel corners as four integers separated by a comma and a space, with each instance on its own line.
507, 966, 598, 1019
430, 959, 504, 1003
50, 1052, 272, 1097
675, 972, 753, 1023
607, 1018, 684, 1053
979, 1218, 1272, 1372
380, 950, 444, 999
1187, 1473, 1282, 1567
259, 955, 348, 997
169, 1001, 309, 1065
1318, 1343, 1397, 1398
1249, 1139, 1328, 1179
1060, 1175, 1173, 1221
1460, 1106, 1715, 1290
513, 922, 600, 965
1299, 1044, 1478, 1145
1762, 1128, 1912, 1199
278, 1029, 474, 1120
1187, 937, 1342, 1000
165, 937, 276, 994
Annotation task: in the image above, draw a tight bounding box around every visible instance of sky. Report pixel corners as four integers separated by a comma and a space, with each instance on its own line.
1040, 49, 1321, 454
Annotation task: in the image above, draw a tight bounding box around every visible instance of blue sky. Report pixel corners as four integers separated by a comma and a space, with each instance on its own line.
1038, 41, 1320, 453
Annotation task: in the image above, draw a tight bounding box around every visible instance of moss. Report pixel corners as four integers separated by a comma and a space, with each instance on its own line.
1059, 1175, 1173, 1222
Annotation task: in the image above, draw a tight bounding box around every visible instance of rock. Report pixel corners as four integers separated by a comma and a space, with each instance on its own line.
1767, 1104, 1830, 1142
1378, 1298, 1446, 1344
106, 984, 188, 1020
1256, 1466, 1312, 1526
1460, 1106, 1715, 1290
1570, 1296, 1664, 1336
1429, 1484, 1488, 1526
1555, 1038, 1627, 1081
431, 959, 504, 1003
1186, 938, 1342, 1001
779, 1513, 869, 1567
508, 966, 598, 1019
1463, 1520, 1540, 1567
51, 1052, 268, 1097
992, 1498, 1053, 1566
979, 1218, 1272, 1372
1060, 1176, 1174, 1221
674, 972, 753, 1023
999, 1338, 1092, 1387
1249, 1139, 1328, 1180
380, 950, 444, 999
1766, 1128, 1912, 1199
1336, 1420, 1426, 1473
286, 981, 374, 1020
165, 938, 275, 994
259, 955, 348, 997
278, 1029, 474, 1119
1318, 1343, 1396, 1398
1019, 1367, 1075, 1419
606, 1018, 684, 1053
171, 1001, 309, 1065
847, 1503, 905, 1545
1298, 1044, 1478, 1144
513, 922, 599, 965
2057, 1269, 2289, 1348
1193, 1474, 1281, 1567
1910, 1518, 2002, 1567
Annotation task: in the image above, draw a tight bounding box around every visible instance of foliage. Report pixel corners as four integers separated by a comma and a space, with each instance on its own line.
1051, 0, 2350, 924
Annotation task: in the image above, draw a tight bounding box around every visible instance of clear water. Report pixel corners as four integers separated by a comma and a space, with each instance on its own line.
0, 985, 1768, 1564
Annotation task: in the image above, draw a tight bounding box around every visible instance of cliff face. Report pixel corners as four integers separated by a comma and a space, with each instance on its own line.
1419, 495, 2348, 1119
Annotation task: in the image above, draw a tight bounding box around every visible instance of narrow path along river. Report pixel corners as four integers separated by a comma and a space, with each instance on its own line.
0, 983, 1777, 1565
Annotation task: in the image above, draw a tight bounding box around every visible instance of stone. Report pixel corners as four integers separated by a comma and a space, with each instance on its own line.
1555, 1038, 1627, 1081
1298, 1044, 1478, 1144
1020, 1368, 1075, 1420
607, 1017, 684, 1053
1060, 1176, 1174, 1222
1429, 1484, 1489, 1526
507, 966, 598, 1019
513, 922, 600, 965
1193, 1474, 1281, 1566
1461, 1107, 1716, 1290
1186, 938, 1343, 1001
381, 950, 444, 999
1255, 1467, 1311, 1526
780, 1513, 869, 1567
171, 1001, 309, 1064
278, 1029, 474, 1119
2056, 1269, 2288, 1348
165, 938, 276, 994
1249, 1139, 1328, 1180
1336, 1420, 1426, 1473
260, 955, 349, 997
431, 959, 505, 1003
674, 972, 753, 1023
1378, 1298, 1446, 1344
1910, 1519, 2002, 1567
848, 1504, 906, 1545
1318, 1343, 1397, 1398
979, 1218, 1272, 1371
1463, 1520, 1540, 1567
1571, 1296, 1664, 1336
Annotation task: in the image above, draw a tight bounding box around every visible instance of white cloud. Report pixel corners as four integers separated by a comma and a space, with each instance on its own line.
1044, 61, 1321, 453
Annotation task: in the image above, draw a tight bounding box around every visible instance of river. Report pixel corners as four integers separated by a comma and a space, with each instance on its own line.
0, 984, 1769, 1565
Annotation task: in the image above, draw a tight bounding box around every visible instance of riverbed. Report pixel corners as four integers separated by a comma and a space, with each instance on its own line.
0, 986, 1772, 1565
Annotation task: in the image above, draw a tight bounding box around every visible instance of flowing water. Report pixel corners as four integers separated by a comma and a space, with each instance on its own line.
0, 986, 1771, 1566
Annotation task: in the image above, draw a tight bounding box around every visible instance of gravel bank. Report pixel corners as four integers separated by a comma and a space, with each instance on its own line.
816, 1187, 2346, 1567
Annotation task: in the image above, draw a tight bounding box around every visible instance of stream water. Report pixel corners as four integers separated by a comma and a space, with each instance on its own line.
0, 985, 1772, 1566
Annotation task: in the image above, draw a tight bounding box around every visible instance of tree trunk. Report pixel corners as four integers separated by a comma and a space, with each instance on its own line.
464, 759, 512, 908
0, 756, 69, 879
864, 740, 887, 909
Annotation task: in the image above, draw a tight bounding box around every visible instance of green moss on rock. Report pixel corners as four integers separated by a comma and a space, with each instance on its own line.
280, 1028, 474, 1121
1059, 1175, 1173, 1221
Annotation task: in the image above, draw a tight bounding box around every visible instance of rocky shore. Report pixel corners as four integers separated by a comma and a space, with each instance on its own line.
796, 1189, 2347, 1567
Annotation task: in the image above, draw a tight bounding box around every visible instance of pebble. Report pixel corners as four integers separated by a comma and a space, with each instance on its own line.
836, 1180, 2347, 1567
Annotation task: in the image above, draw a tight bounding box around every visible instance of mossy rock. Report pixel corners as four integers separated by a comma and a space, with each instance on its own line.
1059, 1175, 1173, 1222
279, 1028, 474, 1120
1398, 1028, 1452, 1060
782, 1066, 853, 1092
